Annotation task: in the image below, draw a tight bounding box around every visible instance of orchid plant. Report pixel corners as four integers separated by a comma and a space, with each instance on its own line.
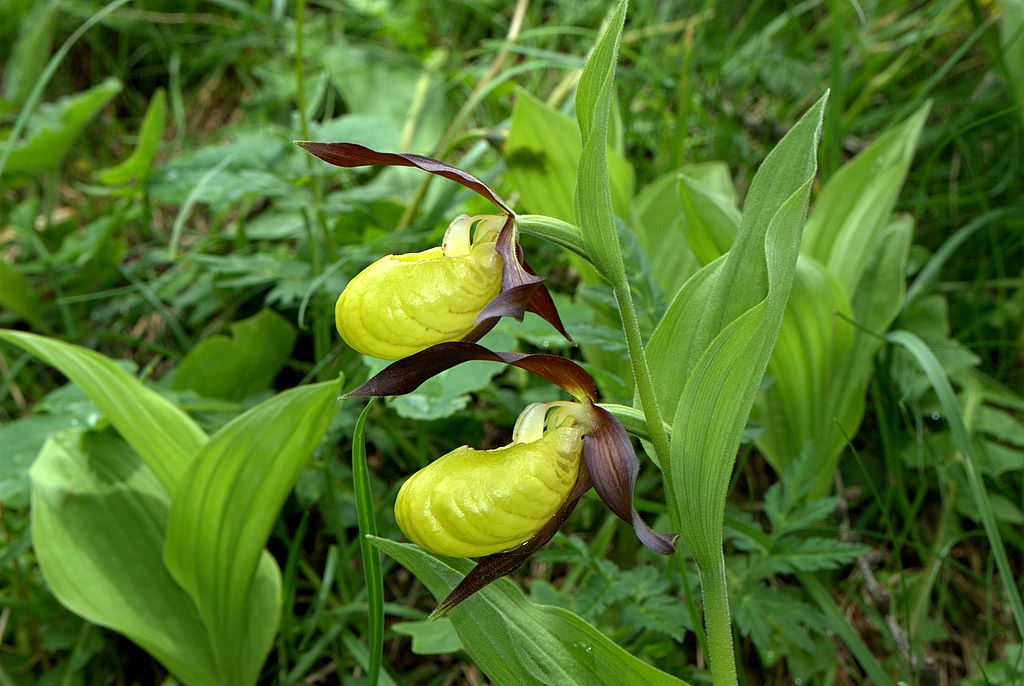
0, 2, 834, 685
298, 140, 676, 616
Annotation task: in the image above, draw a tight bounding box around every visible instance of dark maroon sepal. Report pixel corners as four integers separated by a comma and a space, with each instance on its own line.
346, 341, 598, 402
492, 217, 572, 343
296, 141, 513, 215
582, 404, 676, 555
430, 471, 593, 618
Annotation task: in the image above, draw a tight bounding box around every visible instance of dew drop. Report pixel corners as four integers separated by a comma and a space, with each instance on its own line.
930, 411, 940, 421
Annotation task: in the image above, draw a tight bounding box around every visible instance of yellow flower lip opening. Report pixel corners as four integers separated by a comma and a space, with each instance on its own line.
334, 214, 504, 360
394, 402, 585, 558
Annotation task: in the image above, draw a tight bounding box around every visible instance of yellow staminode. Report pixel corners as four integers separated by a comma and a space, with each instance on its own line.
395, 405, 585, 557
335, 215, 504, 360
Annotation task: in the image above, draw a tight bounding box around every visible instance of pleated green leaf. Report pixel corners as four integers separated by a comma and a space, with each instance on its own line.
573, 0, 629, 286
164, 379, 341, 686
30, 430, 219, 686
678, 162, 741, 267
801, 103, 929, 293
767, 218, 911, 496
371, 537, 692, 686
0, 329, 206, 492
633, 169, 702, 298
752, 256, 853, 474
648, 93, 828, 566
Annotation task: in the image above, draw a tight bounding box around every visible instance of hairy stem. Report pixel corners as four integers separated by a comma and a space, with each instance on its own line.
700, 557, 738, 686
612, 280, 712, 660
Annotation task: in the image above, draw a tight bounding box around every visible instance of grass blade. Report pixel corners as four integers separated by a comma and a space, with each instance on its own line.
352, 398, 384, 686
887, 330, 1024, 639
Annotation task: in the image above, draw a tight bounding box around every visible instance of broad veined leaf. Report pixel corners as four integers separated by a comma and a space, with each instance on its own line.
0, 330, 207, 492
751, 256, 853, 474
678, 162, 741, 267
30, 429, 219, 686
372, 537, 692, 686
164, 379, 341, 686
800, 102, 929, 293
172, 308, 297, 401
648, 93, 828, 566
507, 88, 634, 224
633, 169, 700, 298
96, 88, 166, 186
1, 77, 122, 175
753, 191, 911, 492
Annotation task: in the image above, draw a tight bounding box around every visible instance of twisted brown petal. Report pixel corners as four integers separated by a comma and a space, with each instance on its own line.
346, 341, 597, 403
431, 469, 593, 618
296, 141, 513, 214
582, 403, 677, 555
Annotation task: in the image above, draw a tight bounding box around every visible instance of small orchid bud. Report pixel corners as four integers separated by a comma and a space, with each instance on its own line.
335, 215, 504, 360
395, 402, 586, 557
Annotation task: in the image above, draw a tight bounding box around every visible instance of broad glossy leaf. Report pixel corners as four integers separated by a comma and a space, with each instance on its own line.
164, 379, 341, 686
801, 103, 929, 293
30, 429, 218, 685
649, 93, 828, 566
372, 537, 691, 686
633, 170, 700, 298
96, 88, 166, 185
573, 0, 629, 286
172, 309, 297, 401
0, 330, 207, 492
2, 78, 121, 174
506, 88, 634, 224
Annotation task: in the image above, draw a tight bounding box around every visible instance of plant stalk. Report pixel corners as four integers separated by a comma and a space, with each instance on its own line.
700, 556, 738, 686
612, 281, 712, 659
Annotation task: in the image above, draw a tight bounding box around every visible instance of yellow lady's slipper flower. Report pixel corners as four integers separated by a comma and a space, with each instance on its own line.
395, 402, 585, 557
297, 141, 571, 352
335, 215, 503, 360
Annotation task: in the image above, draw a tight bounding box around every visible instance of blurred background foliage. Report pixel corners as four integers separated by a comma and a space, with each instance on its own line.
0, 0, 1022, 684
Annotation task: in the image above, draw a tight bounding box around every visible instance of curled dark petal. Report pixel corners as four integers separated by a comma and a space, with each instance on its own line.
296, 142, 512, 215
431, 470, 593, 618
582, 404, 676, 555
475, 282, 543, 325
492, 216, 571, 342
346, 341, 598, 403
522, 258, 572, 343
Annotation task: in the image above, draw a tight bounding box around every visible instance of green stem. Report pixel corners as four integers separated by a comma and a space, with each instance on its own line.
612, 283, 670, 470
612, 280, 711, 659
700, 557, 738, 686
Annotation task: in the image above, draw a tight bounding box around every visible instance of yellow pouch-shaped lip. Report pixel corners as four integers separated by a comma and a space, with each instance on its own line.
394, 426, 583, 558
335, 235, 502, 360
